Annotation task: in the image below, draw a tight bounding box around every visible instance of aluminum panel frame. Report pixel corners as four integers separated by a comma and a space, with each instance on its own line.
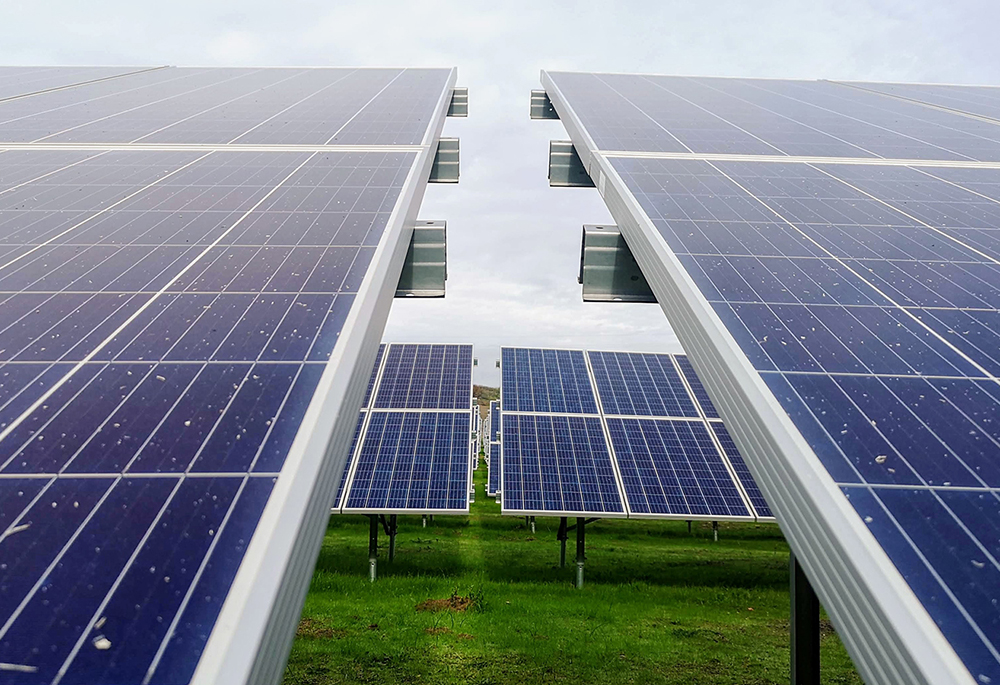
541, 69, 970, 685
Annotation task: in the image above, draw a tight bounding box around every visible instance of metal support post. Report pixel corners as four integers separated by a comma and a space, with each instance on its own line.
687, 520, 692, 534
388, 514, 397, 562
557, 517, 568, 568
790, 551, 821, 685
422, 514, 427, 528
530, 516, 536, 534
712, 520, 718, 542
575, 517, 586, 589
368, 515, 378, 582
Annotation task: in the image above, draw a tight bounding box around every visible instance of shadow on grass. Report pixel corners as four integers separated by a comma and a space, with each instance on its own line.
321, 514, 789, 591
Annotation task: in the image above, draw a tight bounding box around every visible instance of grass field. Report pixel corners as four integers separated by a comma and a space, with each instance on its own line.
283, 457, 863, 685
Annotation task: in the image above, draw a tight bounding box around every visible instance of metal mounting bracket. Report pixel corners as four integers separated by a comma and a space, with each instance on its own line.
395, 221, 447, 298
579, 225, 655, 302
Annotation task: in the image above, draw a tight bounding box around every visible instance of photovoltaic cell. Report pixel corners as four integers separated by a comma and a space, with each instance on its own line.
607, 418, 751, 518
373, 343, 473, 410
587, 350, 698, 417
487, 441, 500, 497
490, 400, 500, 441
674, 355, 720, 419
710, 423, 772, 518
0, 66, 155, 100
501, 413, 623, 515
344, 411, 470, 512
500, 347, 598, 414
0, 66, 454, 683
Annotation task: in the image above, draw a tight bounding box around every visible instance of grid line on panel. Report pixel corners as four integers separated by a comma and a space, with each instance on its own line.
830, 80, 1000, 130
601, 151, 1000, 169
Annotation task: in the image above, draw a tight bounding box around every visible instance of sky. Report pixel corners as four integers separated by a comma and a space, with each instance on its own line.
2, 0, 998, 385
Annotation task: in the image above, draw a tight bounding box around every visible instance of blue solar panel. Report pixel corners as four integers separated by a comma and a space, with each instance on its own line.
606, 418, 751, 519
490, 400, 500, 441
373, 343, 473, 409
548, 70, 1000, 683
500, 347, 598, 414
674, 355, 720, 419
333, 412, 366, 509
343, 411, 470, 512
363, 344, 386, 407
548, 73, 1000, 161
487, 442, 500, 496
710, 423, 772, 518
0, 66, 454, 684
500, 413, 624, 516
588, 350, 698, 417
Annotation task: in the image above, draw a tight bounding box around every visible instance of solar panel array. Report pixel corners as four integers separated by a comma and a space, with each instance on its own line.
543, 71, 1000, 685
486, 400, 500, 496
338, 343, 473, 514
0, 66, 456, 685
499, 347, 768, 520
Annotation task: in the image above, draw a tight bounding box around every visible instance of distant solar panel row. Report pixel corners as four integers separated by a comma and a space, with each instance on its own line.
544, 70, 1000, 685
337, 343, 473, 514
499, 347, 770, 521
0, 65, 456, 685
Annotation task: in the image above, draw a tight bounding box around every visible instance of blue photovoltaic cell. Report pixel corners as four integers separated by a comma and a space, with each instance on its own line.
0, 66, 451, 684
548, 72, 1000, 161
606, 418, 750, 518
373, 343, 473, 410
363, 344, 386, 407
710, 423, 773, 518
487, 442, 500, 496
500, 347, 598, 414
674, 355, 720, 419
549, 71, 1000, 681
501, 413, 623, 515
490, 400, 500, 441
344, 411, 470, 511
333, 412, 366, 509
588, 350, 698, 417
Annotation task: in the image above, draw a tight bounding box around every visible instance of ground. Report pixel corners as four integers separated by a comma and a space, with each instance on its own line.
282, 458, 863, 685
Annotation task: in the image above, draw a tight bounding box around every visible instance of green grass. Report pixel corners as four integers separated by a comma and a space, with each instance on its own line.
283, 462, 863, 685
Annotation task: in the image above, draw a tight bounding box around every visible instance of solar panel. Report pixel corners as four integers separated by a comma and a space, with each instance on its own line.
710, 423, 772, 519
342, 411, 471, 513
606, 418, 751, 519
673, 355, 720, 419
373, 343, 473, 409
587, 350, 698, 417
490, 400, 500, 441
500, 347, 598, 413
544, 69, 1000, 684
487, 441, 500, 497
501, 413, 624, 516
0, 66, 457, 684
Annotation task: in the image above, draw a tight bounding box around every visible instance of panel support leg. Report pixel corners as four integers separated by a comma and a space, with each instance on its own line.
368, 515, 378, 582
530, 516, 536, 534
388, 514, 397, 562
557, 517, 567, 568
422, 514, 427, 528
790, 551, 820, 685
687, 520, 692, 534
575, 517, 586, 589
712, 520, 718, 542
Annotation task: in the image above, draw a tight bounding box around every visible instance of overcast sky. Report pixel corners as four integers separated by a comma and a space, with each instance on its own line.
2, 1, 998, 384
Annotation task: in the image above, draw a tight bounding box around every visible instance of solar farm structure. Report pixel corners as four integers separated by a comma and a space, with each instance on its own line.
486, 400, 500, 497
497, 347, 772, 585
332, 342, 475, 579
0, 66, 464, 685
535, 72, 1000, 685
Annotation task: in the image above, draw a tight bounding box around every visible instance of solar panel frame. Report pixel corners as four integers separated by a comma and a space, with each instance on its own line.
542, 69, 975, 685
